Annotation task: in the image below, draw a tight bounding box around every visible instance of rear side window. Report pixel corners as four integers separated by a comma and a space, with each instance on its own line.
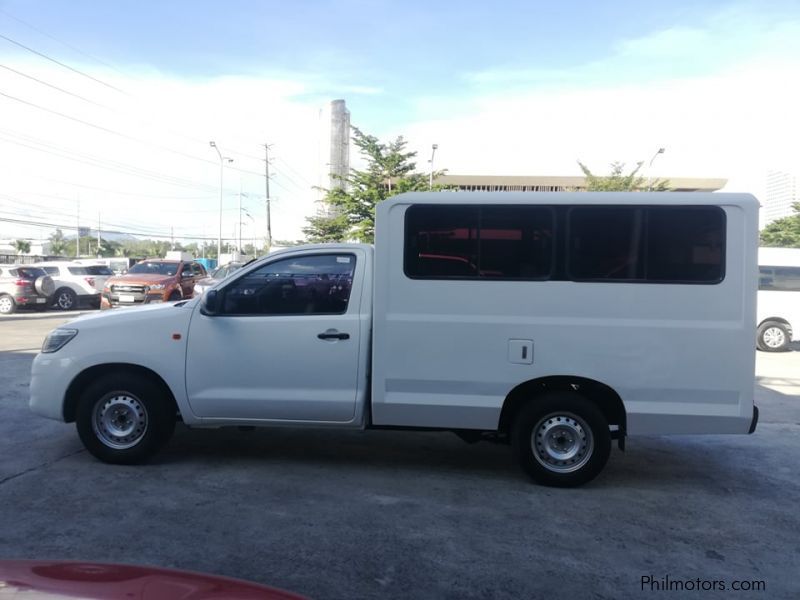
15, 267, 46, 279
759, 266, 800, 291
42, 266, 60, 276
84, 265, 114, 276
567, 206, 725, 283
404, 205, 554, 279
67, 266, 89, 275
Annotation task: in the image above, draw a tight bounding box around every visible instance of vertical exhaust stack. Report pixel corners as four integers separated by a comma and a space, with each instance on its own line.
329, 99, 350, 191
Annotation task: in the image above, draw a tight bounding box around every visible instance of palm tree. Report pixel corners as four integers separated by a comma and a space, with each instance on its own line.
12, 239, 31, 255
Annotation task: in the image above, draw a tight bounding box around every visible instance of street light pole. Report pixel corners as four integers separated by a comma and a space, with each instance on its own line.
209, 141, 233, 261
647, 147, 666, 191
429, 143, 438, 190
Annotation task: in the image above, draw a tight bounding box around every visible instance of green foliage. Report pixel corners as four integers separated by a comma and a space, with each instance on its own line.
304, 127, 444, 243
12, 239, 30, 254
578, 161, 669, 191
302, 211, 351, 243
760, 202, 800, 248
48, 229, 69, 256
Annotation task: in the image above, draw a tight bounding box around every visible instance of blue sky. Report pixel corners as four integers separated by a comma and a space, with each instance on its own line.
3, 0, 796, 131
0, 0, 799, 241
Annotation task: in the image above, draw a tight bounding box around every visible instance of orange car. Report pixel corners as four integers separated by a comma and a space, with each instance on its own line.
101, 259, 206, 308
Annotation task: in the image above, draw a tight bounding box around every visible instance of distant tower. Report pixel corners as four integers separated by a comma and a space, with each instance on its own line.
329, 99, 350, 190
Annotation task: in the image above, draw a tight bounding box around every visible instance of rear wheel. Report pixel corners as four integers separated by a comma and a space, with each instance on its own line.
54, 288, 77, 310
512, 392, 611, 487
76, 373, 176, 464
0, 294, 16, 315
757, 321, 790, 352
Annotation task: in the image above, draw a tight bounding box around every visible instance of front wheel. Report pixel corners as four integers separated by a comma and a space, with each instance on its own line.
512, 392, 611, 487
757, 321, 791, 352
76, 373, 176, 464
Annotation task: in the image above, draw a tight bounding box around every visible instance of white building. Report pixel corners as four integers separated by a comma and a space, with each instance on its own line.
763, 170, 798, 228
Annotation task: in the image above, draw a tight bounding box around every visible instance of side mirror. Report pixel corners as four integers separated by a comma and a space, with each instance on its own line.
201, 289, 219, 315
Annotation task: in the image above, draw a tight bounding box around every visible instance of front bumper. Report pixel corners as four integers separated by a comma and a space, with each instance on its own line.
30, 352, 80, 421
102, 292, 166, 309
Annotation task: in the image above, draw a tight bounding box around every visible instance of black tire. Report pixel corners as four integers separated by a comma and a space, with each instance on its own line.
512, 391, 611, 487
76, 373, 176, 464
0, 294, 16, 315
53, 288, 77, 311
757, 321, 791, 352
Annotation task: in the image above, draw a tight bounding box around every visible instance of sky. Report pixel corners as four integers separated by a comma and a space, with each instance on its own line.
0, 0, 799, 246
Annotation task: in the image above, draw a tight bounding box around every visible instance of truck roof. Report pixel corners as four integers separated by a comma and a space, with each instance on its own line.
383, 191, 759, 209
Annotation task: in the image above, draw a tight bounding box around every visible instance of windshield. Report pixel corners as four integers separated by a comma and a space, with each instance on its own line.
211, 263, 243, 279
127, 262, 178, 276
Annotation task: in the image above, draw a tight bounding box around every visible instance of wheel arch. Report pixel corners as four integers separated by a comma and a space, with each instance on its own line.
63, 363, 179, 423
498, 375, 626, 437
757, 316, 791, 329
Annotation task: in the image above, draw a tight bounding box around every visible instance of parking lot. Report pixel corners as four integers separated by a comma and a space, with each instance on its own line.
1, 312, 798, 599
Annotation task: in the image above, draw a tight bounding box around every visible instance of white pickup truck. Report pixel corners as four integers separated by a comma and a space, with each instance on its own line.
30, 192, 760, 487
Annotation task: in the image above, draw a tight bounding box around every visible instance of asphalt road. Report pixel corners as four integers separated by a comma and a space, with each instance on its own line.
1, 312, 798, 599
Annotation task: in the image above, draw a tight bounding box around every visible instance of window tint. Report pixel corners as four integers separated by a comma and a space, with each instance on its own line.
67, 266, 89, 275
405, 205, 479, 277
759, 266, 800, 291
405, 205, 553, 279
42, 266, 60, 276
222, 254, 356, 315
15, 267, 46, 279
568, 206, 724, 283
128, 262, 178, 276
83, 265, 114, 276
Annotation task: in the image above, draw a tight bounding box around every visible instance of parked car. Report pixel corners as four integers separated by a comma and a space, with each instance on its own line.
101, 259, 207, 308
0, 560, 307, 600
32, 261, 110, 310
193, 261, 246, 297
0, 265, 55, 315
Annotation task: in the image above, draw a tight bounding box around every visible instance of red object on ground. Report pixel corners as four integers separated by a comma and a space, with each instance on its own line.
0, 560, 309, 600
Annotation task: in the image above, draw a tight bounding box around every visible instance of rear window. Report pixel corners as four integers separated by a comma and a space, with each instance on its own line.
83, 265, 114, 276
567, 206, 725, 283
15, 267, 47, 279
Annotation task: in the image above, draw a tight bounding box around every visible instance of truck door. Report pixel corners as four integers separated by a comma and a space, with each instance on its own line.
185, 250, 364, 422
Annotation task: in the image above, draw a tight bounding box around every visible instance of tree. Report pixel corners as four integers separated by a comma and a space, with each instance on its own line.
12, 239, 30, 255
760, 202, 800, 248
304, 127, 444, 243
578, 161, 669, 191
49, 229, 69, 256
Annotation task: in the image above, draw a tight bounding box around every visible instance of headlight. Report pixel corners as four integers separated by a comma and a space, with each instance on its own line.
148, 284, 166, 291
41, 329, 78, 354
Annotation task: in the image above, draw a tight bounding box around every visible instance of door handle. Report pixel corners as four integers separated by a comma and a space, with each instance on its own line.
317, 330, 350, 340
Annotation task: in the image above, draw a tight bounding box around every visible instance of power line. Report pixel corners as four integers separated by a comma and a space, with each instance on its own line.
0, 62, 107, 107
0, 32, 127, 94
0, 89, 266, 178
0, 7, 125, 76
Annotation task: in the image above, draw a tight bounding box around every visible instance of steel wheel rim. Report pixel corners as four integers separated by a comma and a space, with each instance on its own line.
762, 327, 786, 348
0, 297, 12, 313
92, 393, 148, 450
531, 412, 594, 474
57, 291, 74, 309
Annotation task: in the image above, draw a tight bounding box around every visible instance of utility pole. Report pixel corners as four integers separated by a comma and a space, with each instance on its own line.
97, 212, 101, 256
264, 143, 272, 250
238, 180, 243, 253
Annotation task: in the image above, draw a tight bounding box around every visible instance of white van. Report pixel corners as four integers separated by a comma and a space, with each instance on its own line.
30, 192, 759, 487
757, 247, 800, 351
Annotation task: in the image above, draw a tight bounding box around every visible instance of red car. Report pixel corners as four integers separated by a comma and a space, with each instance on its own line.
0, 560, 308, 600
